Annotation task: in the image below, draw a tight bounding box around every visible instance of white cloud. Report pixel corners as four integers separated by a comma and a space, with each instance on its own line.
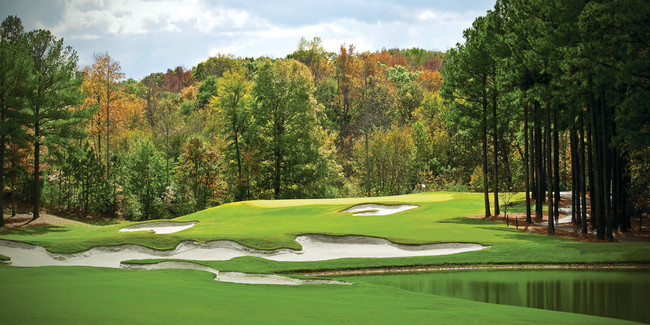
418, 10, 438, 20
52, 0, 256, 36
22, 0, 496, 78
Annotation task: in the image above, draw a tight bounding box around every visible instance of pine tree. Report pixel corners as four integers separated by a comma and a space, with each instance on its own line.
24, 29, 82, 219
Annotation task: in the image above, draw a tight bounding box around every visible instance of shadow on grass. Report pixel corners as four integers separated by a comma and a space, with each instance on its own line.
1, 225, 71, 236
478, 226, 528, 234
438, 217, 496, 225
77, 219, 120, 226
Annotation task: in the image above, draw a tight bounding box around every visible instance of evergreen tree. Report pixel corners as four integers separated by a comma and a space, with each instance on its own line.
24, 29, 82, 219
0, 16, 30, 225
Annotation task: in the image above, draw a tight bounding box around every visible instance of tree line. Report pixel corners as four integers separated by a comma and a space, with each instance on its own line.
0, 1, 648, 235
440, 0, 649, 240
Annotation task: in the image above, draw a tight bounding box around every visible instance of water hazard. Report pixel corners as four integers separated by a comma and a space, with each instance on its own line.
345, 270, 650, 323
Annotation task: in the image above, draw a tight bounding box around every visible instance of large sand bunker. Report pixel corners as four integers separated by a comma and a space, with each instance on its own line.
119, 221, 198, 234
0, 235, 487, 285
341, 204, 418, 216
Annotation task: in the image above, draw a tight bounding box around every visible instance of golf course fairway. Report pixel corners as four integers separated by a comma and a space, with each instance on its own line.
1, 192, 648, 324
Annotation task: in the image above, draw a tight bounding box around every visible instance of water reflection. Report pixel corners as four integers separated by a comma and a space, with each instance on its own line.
348, 270, 650, 323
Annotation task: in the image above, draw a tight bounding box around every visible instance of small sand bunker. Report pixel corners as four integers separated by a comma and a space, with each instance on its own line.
341, 204, 418, 216
124, 261, 348, 285
119, 221, 198, 234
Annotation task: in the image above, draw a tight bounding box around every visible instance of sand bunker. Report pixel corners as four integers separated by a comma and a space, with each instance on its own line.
341, 204, 418, 216
119, 221, 198, 234
0, 235, 487, 285
124, 261, 348, 285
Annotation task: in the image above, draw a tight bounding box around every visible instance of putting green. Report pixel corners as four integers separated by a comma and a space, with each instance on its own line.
247, 192, 453, 207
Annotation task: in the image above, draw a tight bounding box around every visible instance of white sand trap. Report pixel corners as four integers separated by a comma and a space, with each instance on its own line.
0, 235, 487, 267
0, 235, 487, 285
124, 261, 348, 285
119, 221, 198, 234
341, 204, 418, 216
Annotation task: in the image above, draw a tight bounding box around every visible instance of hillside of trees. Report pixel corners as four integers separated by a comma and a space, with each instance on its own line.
0, 0, 648, 241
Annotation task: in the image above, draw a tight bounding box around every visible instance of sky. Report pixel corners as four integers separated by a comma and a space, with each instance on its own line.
0, 0, 496, 80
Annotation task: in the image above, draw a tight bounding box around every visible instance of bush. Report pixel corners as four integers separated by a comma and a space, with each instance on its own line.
470, 166, 485, 192
122, 195, 143, 221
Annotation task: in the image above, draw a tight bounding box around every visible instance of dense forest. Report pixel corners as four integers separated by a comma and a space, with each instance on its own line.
0, 0, 647, 241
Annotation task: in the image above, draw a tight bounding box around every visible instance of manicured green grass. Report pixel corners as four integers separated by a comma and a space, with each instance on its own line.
0, 265, 637, 325
1, 192, 648, 272
1, 192, 649, 324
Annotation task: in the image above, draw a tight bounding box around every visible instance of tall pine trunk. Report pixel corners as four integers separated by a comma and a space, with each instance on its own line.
33, 120, 40, 220
601, 92, 613, 241
482, 99, 491, 218
535, 101, 544, 220
570, 127, 578, 225
0, 134, 4, 226
545, 102, 554, 234
579, 110, 588, 234
586, 108, 595, 230
492, 91, 499, 216
525, 105, 531, 223
620, 152, 631, 232
589, 90, 604, 239
553, 111, 560, 222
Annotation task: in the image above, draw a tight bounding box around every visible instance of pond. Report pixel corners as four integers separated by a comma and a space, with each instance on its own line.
344, 270, 650, 323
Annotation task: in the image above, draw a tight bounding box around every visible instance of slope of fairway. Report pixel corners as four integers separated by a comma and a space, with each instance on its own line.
0, 265, 637, 325
1, 192, 649, 272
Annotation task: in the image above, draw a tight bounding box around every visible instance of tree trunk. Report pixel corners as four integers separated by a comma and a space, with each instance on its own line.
620, 152, 631, 232
106, 85, 110, 179
601, 92, 613, 241
234, 132, 243, 201
365, 132, 370, 197
531, 114, 536, 201
33, 121, 40, 220
586, 108, 595, 230
579, 110, 588, 234
589, 90, 604, 239
535, 101, 544, 220
570, 127, 578, 225
11, 185, 15, 217
492, 91, 499, 216
524, 105, 531, 223
273, 134, 282, 200
482, 100, 491, 218
612, 144, 620, 231
553, 110, 560, 222
0, 135, 4, 226
84, 168, 89, 215
96, 114, 101, 164
545, 102, 554, 234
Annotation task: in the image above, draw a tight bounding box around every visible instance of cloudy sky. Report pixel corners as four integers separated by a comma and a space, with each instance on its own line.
1, 0, 495, 79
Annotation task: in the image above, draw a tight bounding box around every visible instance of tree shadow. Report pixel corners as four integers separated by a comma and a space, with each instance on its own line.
0, 224, 71, 236
477, 226, 527, 234
438, 217, 496, 225
75, 218, 119, 226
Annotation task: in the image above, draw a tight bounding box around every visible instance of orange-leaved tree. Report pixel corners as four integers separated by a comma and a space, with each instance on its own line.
81, 52, 125, 215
